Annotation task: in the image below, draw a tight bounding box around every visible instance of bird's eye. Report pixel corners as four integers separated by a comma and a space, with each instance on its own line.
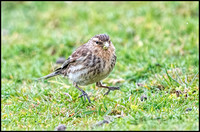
96, 41, 102, 44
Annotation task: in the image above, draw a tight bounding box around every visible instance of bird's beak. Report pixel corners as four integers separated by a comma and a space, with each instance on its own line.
103, 42, 109, 50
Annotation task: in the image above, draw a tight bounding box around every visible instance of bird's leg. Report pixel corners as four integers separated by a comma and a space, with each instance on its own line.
74, 83, 91, 103
96, 82, 120, 96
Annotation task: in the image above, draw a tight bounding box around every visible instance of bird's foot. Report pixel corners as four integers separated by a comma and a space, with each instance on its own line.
104, 86, 120, 96
78, 91, 91, 103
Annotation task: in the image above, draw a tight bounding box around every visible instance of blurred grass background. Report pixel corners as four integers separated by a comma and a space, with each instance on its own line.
1, 1, 199, 130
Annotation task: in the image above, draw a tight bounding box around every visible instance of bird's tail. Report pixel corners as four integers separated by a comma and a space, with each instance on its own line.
37, 70, 61, 81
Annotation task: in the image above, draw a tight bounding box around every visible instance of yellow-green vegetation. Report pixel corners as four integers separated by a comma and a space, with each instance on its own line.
1, 1, 199, 130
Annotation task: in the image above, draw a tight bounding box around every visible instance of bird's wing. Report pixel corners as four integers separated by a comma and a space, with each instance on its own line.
55, 44, 90, 71
38, 45, 90, 80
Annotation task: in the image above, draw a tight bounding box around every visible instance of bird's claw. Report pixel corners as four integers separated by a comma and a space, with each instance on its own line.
104, 89, 111, 96
104, 87, 120, 96
78, 92, 91, 103
110, 87, 120, 90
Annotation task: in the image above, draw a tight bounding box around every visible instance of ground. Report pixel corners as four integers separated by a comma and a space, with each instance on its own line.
1, 1, 199, 130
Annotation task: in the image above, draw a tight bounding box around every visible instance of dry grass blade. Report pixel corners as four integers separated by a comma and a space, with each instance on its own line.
174, 67, 184, 85
189, 71, 199, 86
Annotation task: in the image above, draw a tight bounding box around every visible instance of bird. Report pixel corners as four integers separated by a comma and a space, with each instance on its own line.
38, 34, 120, 103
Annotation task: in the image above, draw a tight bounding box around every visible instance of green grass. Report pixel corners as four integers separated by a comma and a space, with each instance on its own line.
1, 1, 199, 130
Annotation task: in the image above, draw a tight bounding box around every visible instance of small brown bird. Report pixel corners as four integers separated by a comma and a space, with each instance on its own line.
38, 34, 119, 103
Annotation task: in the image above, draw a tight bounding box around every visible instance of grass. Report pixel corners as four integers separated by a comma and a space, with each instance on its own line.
1, 1, 199, 130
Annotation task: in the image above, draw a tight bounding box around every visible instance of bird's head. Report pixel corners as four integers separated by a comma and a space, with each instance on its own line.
90, 34, 112, 50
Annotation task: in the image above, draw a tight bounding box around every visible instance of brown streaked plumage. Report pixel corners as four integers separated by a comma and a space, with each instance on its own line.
38, 34, 119, 103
